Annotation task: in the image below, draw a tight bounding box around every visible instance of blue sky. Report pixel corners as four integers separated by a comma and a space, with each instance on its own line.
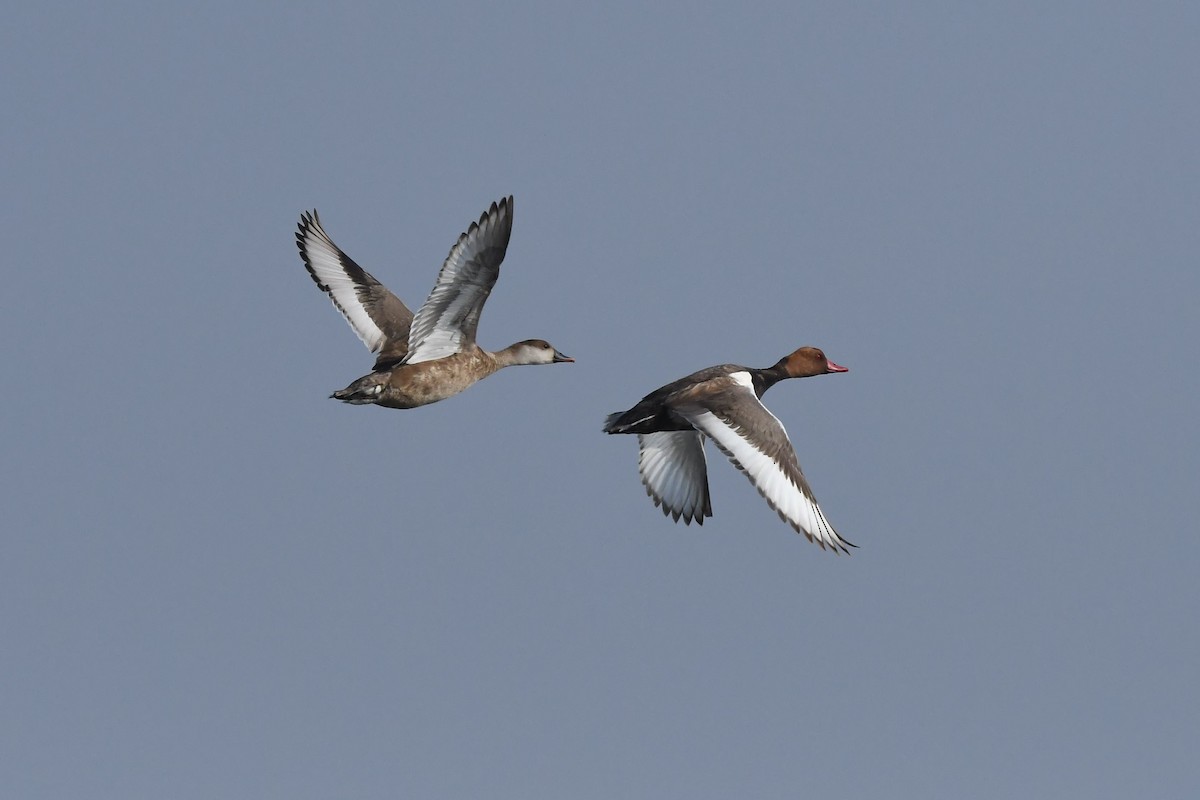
3, 2, 1198, 798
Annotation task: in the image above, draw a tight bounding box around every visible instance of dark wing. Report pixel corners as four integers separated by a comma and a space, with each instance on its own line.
674, 373, 853, 553
296, 210, 414, 369
404, 196, 513, 365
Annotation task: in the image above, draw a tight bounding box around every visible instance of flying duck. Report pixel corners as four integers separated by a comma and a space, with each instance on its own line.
295, 196, 573, 409
604, 347, 852, 552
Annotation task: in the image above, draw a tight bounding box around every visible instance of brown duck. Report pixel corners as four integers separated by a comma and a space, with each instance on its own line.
296, 196, 573, 409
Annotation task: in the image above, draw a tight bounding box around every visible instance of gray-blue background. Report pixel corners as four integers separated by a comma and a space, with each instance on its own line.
4, 2, 1197, 797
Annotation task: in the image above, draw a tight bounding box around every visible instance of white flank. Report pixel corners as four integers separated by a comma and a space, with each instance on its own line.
637, 432, 710, 524
298, 217, 386, 353
729, 370, 754, 390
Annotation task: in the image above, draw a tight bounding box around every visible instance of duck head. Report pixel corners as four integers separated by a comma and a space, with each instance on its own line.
777, 346, 848, 378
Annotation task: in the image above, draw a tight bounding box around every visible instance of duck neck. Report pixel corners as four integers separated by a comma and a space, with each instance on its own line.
492, 343, 536, 368
750, 365, 788, 398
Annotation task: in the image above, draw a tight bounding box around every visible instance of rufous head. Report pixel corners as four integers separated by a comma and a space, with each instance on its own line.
777, 346, 848, 378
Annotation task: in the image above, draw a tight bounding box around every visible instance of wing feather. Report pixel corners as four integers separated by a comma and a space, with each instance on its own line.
637, 432, 712, 525
404, 196, 513, 364
295, 210, 414, 368
676, 384, 852, 553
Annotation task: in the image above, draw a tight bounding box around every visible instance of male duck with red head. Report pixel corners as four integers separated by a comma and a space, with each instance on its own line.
604, 347, 852, 553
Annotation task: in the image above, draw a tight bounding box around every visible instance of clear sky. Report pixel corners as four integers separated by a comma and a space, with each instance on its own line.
3, 2, 1198, 798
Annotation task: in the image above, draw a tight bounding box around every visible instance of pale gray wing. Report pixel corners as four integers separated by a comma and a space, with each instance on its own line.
296, 210, 414, 369
675, 373, 852, 553
404, 196, 513, 365
637, 431, 713, 525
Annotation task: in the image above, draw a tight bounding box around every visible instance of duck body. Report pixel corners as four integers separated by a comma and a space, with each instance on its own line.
332, 340, 569, 409
604, 347, 853, 553
295, 196, 572, 410
603, 363, 782, 434
330, 349, 498, 408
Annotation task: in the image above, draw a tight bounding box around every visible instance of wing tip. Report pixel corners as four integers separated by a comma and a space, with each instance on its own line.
785, 513, 856, 555
646, 490, 709, 527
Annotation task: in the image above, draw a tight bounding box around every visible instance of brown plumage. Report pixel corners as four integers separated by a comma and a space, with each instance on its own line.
296, 196, 573, 409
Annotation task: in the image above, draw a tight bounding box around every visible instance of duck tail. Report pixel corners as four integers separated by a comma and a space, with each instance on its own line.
602, 412, 626, 433
330, 374, 385, 405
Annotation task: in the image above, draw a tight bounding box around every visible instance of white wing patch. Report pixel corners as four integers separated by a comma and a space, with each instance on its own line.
682, 403, 848, 552
405, 198, 511, 365
637, 432, 711, 525
404, 279, 481, 363
297, 215, 386, 354
405, 328, 463, 364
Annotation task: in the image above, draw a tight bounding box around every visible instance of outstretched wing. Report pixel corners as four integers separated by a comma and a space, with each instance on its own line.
296, 210, 414, 369
637, 431, 713, 525
404, 196, 513, 365
675, 374, 853, 553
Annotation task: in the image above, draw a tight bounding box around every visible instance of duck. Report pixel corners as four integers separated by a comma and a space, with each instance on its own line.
603, 347, 853, 552
295, 196, 573, 409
